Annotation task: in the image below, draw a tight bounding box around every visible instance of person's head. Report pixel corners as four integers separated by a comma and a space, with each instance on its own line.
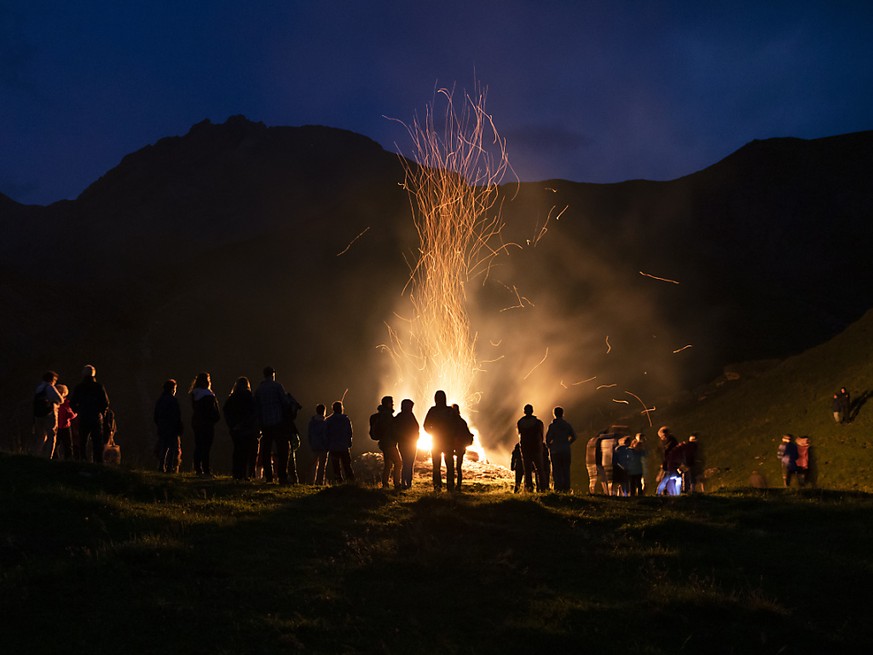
42, 370, 58, 384
619, 436, 630, 446
657, 425, 671, 441
841, 387, 847, 394
263, 366, 276, 380
451, 403, 460, 415
689, 433, 698, 442
82, 365, 96, 380
233, 377, 251, 394
332, 400, 343, 414
316, 403, 326, 417
56, 383, 68, 398
553, 406, 564, 419
190, 372, 211, 392
163, 378, 177, 395
401, 398, 414, 412
381, 395, 394, 412
782, 433, 793, 442
523, 404, 533, 416
434, 390, 447, 406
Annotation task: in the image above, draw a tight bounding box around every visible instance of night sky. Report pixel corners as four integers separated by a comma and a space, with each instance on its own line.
2, 1, 872, 205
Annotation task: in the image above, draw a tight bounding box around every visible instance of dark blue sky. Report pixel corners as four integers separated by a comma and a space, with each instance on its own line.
2, 1, 872, 205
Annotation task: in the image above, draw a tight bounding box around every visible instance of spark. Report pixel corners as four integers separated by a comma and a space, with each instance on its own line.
336, 226, 371, 256
605, 336, 612, 353
596, 383, 617, 390
624, 390, 655, 427
489, 339, 502, 347
640, 271, 680, 285
673, 344, 693, 353
560, 380, 568, 389
572, 376, 596, 385
612, 399, 630, 404
499, 283, 534, 312
545, 187, 558, 193
529, 204, 569, 247
522, 348, 549, 381
340, 388, 349, 404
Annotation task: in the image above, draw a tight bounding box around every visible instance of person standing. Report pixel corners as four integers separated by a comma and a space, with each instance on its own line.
307, 404, 329, 485
831, 393, 842, 424
545, 406, 577, 492
32, 371, 63, 457
254, 366, 292, 484
777, 433, 799, 487
655, 426, 681, 496
685, 433, 704, 493
154, 379, 183, 473
190, 372, 220, 477
627, 435, 646, 496
424, 390, 456, 491
517, 404, 545, 492
451, 404, 474, 489
70, 365, 110, 463
223, 377, 258, 480
394, 398, 420, 489
370, 396, 401, 489
795, 436, 812, 487
54, 384, 76, 460
324, 400, 355, 483
838, 387, 851, 424
585, 435, 600, 494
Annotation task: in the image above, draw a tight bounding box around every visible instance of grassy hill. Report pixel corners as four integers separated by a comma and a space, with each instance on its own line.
652, 308, 873, 492
3, 454, 873, 654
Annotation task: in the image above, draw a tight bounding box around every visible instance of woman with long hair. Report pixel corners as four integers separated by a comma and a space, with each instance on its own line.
223, 376, 258, 480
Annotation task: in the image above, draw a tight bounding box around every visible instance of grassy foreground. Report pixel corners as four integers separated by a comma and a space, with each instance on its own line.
2, 454, 873, 654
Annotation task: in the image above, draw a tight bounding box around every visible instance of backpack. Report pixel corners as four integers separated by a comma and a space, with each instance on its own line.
33, 389, 52, 418
369, 413, 382, 441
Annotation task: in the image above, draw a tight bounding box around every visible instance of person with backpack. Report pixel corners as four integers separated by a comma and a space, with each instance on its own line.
70, 365, 110, 463
190, 372, 220, 477
370, 396, 401, 489
394, 398, 420, 489
223, 377, 258, 480
32, 370, 63, 457
154, 379, 183, 473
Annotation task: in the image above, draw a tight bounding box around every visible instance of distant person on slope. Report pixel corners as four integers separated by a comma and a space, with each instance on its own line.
70, 365, 110, 463
838, 387, 851, 424
831, 393, 842, 424
777, 433, 799, 488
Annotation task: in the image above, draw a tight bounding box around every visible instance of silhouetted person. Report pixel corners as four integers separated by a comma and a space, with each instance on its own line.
597, 431, 617, 495
53, 384, 76, 460
370, 396, 401, 489
510, 443, 524, 492
585, 435, 599, 494
831, 393, 842, 423
795, 436, 812, 487
32, 370, 63, 457
838, 387, 851, 424
224, 377, 258, 480
546, 406, 577, 492
307, 404, 328, 485
70, 365, 110, 463
655, 426, 681, 496
424, 390, 456, 491
777, 433, 799, 487
517, 404, 545, 492
190, 372, 220, 476
154, 379, 183, 473
452, 403, 474, 489
394, 398, 419, 489
254, 366, 293, 484
612, 436, 632, 496
628, 435, 646, 496
685, 433, 704, 493
325, 400, 355, 483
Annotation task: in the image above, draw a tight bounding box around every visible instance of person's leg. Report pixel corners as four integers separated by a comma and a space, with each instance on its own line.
259, 431, 275, 482
432, 450, 443, 490
274, 436, 290, 484
445, 447, 455, 490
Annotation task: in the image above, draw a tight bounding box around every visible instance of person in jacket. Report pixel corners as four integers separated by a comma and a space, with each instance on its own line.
254, 366, 292, 484
32, 370, 63, 458
452, 404, 474, 489
795, 436, 812, 487
424, 390, 457, 491
70, 365, 110, 463
224, 377, 258, 480
777, 433, 799, 487
307, 404, 328, 485
370, 396, 401, 489
831, 393, 842, 424
597, 431, 617, 495
52, 383, 76, 460
685, 433, 704, 493
190, 372, 220, 476
655, 426, 681, 496
545, 406, 577, 492
154, 379, 183, 473
394, 398, 419, 489
324, 400, 355, 483
517, 404, 545, 492
626, 434, 646, 496
585, 435, 600, 494
510, 442, 524, 492
612, 436, 632, 496
838, 387, 851, 424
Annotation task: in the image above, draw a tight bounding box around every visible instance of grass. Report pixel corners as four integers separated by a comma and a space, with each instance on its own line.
3, 453, 873, 654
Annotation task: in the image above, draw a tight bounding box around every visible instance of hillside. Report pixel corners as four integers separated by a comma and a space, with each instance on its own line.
3, 455, 873, 653
2, 117, 873, 464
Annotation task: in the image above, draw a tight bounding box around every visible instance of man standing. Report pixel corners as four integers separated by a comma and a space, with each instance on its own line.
154, 379, 183, 473
545, 406, 577, 492
254, 366, 292, 484
32, 370, 63, 457
70, 365, 110, 463
394, 398, 420, 489
370, 396, 401, 489
424, 390, 456, 491
325, 400, 355, 483
517, 404, 545, 492
307, 404, 329, 485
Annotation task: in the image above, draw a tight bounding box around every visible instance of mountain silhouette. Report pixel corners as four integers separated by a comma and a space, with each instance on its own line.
2, 116, 871, 463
